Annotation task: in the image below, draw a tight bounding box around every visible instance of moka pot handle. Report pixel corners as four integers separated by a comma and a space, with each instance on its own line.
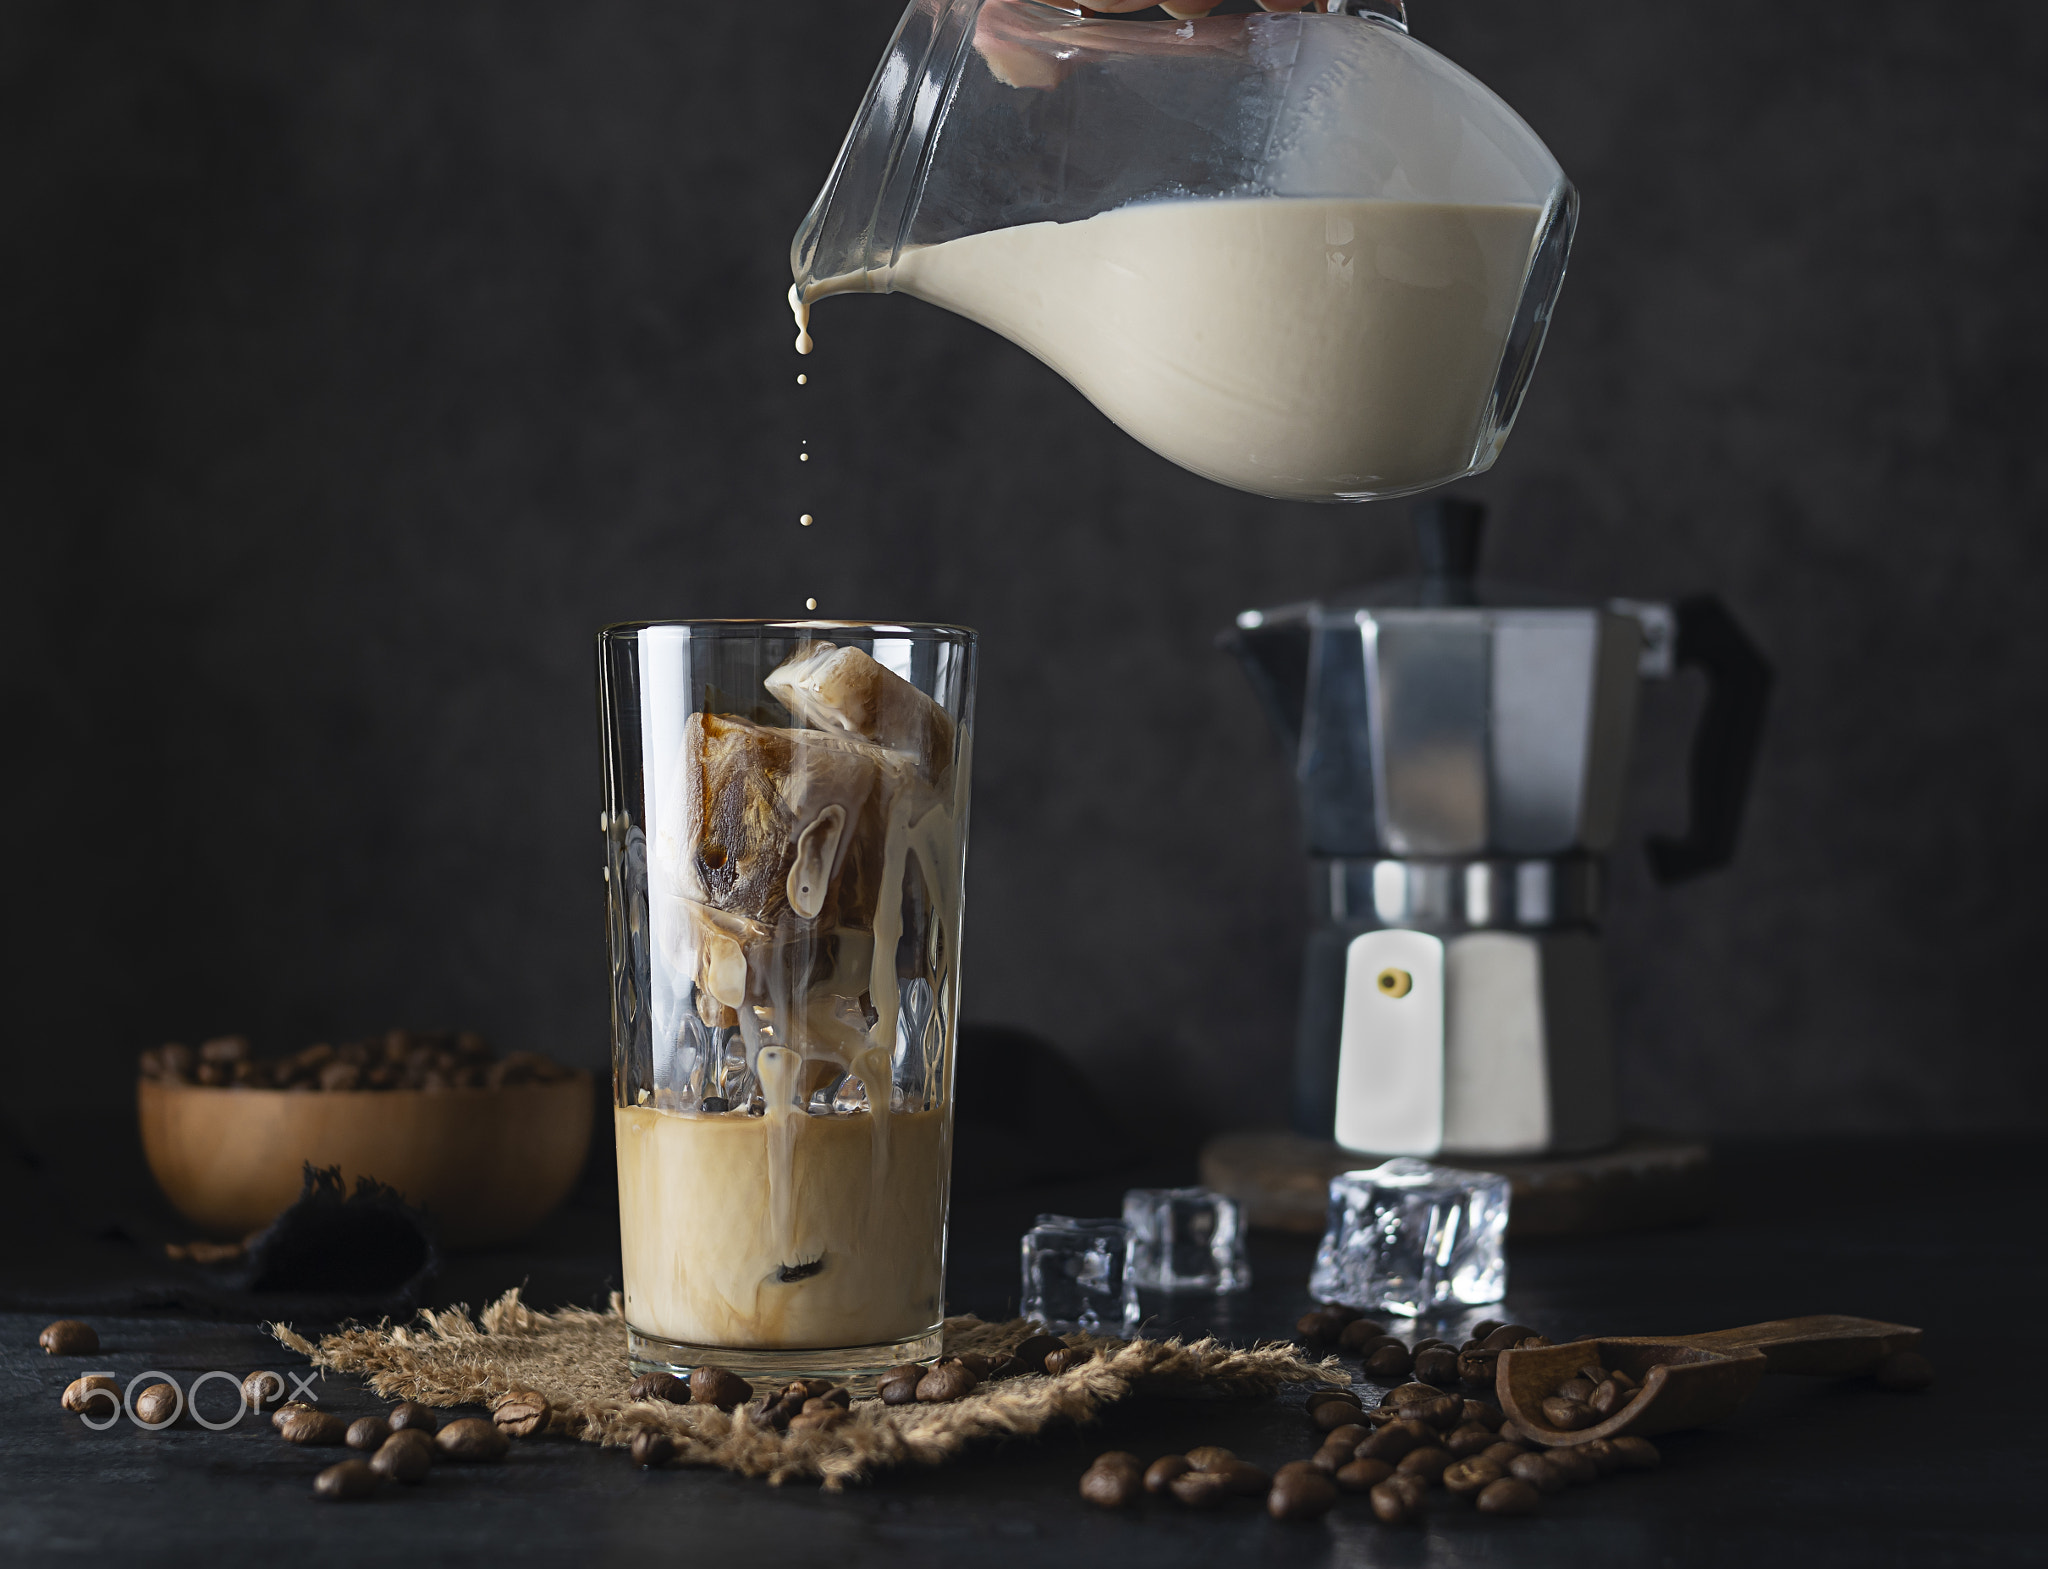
1646, 595, 1773, 884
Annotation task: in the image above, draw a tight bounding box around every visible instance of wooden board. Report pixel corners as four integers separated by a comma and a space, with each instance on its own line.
1198, 1128, 1713, 1239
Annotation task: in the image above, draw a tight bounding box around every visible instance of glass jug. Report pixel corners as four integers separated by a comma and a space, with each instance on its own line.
791, 0, 1576, 503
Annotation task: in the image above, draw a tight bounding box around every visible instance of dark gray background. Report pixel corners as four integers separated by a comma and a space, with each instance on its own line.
4, 1, 2044, 1141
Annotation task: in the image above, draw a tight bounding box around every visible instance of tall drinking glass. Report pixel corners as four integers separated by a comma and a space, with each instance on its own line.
599, 621, 976, 1386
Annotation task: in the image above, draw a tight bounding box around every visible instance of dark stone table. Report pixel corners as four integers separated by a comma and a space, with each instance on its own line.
3, 1135, 2042, 1567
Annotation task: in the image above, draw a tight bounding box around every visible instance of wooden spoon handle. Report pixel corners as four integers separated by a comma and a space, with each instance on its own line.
1685, 1315, 1921, 1375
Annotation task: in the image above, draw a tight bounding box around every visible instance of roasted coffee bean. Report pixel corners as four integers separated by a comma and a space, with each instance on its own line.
629, 1429, 675, 1469
1272, 1460, 1322, 1484
1304, 1388, 1363, 1415
1337, 1319, 1393, 1354
1442, 1455, 1506, 1496
1396, 1446, 1453, 1482
1334, 1457, 1395, 1493
1042, 1346, 1093, 1377
1213, 1461, 1272, 1498
1541, 1396, 1594, 1431
1308, 1444, 1349, 1475
1608, 1436, 1660, 1469
1518, 1335, 1553, 1348
1477, 1476, 1541, 1515
62, 1375, 118, 1419
1481, 1439, 1528, 1467
272, 1401, 316, 1431
1184, 1445, 1235, 1471
1322, 1303, 1364, 1326
1555, 1376, 1596, 1402
1507, 1453, 1565, 1493
39, 1321, 97, 1356
1010, 1334, 1067, 1374
313, 1459, 379, 1501
1364, 1405, 1406, 1426
1498, 1419, 1543, 1445
1588, 1378, 1628, 1418
1385, 1382, 1437, 1406
1312, 1399, 1366, 1432
1359, 1423, 1418, 1462
494, 1389, 549, 1438
1267, 1468, 1338, 1522
436, 1417, 509, 1461
1470, 1319, 1504, 1341
690, 1366, 754, 1412
1445, 1423, 1495, 1457
388, 1401, 439, 1434
1479, 1323, 1539, 1351
1295, 1309, 1342, 1344
1410, 1395, 1464, 1431
749, 1397, 792, 1432
626, 1372, 689, 1404
282, 1409, 348, 1446
370, 1428, 435, 1483
1365, 1342, 1414, 1381
800, 1397, 847, 1418
878, 1366, 923, 1406
1546, 1445, 1597, 1485
954, 1353, 991, 1379
346, 1416, 392, 1451
1414, 1346, 1461, 1386
1144, 1455, 1192, 1494
916, 1359, 979, 1403
1461, 1399, 1505, 1430
1608, 1367, 1638, 1392
1369, 1474, 1426, 1524
982, 1354, 1023, 1382
1168, 1469, 1231, 1508
1458, 1351, 1499, 1391
1872, 1351, 1935, 1392
1579, 1439, 1621, 1474
779, 1379, 832, 1404
1080, 1455, 1142, 1508
240, 1371, 285, 1412
1321, 1423, 1369, 1451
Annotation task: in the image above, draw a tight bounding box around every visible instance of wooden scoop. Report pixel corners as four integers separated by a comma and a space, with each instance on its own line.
1497, 1314, 1922, 1447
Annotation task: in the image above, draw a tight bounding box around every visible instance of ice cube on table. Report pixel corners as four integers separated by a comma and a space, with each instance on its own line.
1020, 1215, 1138, 1334
1308, 1158, 1508, 1316
1122, 1186, 1250, 1293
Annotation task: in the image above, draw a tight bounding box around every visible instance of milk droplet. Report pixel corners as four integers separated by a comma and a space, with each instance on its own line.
806, 598, 818, 611
799, 453, 809, 462
796, 374, 807, 385
800, 514, 813, 526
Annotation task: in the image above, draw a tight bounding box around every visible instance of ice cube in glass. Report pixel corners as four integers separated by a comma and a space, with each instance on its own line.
1308, 1158, 1509, 1316
1020, 1215, 1138, 1333
1122, 1186, 1250, 1293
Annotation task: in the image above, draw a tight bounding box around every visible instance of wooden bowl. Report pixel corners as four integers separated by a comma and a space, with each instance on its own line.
137, 1074, 595, 1249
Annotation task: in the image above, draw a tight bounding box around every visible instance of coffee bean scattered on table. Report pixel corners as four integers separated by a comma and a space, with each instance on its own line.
280, 1409, 349, 1446
241, 1371, 285, 1412
1009, 1334, 1066, 1375
877, 1364, 923, 1406
630, 1429, 676, 1468
378, 1400, 434, 1433
435, 1417, 509, 1461
1168, 1469, 1232, 1508
371, 1429, 435, 1483
314, 1459, 380, 1501
39, 1321, 97, 1356
1364, 1342, 1414, 1381
1609, 1436, 1660, 1469
494, 1389, 549, 1438
1507, 1452, 1565, 1493
61, 1375, 118, 1419
1545, 1445, 1598, 1485
1042, 1346, 1093, 1376
1268, 1467, 1338, 1522
1136, 1454, 1188, 1493
1080, 1452, 1143, 1507
1442, 1455, 1507, 1496
1335, 1457, 1394, 1492
1336, 1319, 1389, 1354
1414, 1346, 1461, 1385
346, 1416, 392, 1451
1396, 1445, 1454, 1481
1369, 1474, 1426, 1525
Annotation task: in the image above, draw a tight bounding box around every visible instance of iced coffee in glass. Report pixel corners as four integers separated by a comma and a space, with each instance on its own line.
599, 621, 975, 1384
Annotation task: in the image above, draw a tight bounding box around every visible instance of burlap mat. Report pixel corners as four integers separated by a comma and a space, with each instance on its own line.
273, 1291, 1341, 1489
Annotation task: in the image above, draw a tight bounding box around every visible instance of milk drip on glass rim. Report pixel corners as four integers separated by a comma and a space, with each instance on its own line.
790, 0, 1577, 503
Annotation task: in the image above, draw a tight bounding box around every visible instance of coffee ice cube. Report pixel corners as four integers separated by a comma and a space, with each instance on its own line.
1308, 1158, 1508, 1316
1123, 1186, 1250, 1293
767, 642, 956, 786
1020, 1215, 1138, 1334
